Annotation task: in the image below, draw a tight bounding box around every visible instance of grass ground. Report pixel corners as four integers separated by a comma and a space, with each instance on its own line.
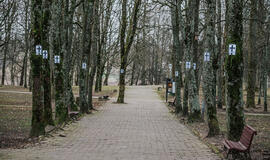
0, 85, 118, 149
156, 86, 270, 160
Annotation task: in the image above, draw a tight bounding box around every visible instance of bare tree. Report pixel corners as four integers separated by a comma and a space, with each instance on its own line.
117, 0, 142, 103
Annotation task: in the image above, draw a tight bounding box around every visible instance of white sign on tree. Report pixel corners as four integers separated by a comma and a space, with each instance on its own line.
54, 55, 60, 64
229, 44, 236, 55
169, 64, 172, 71
120, 69, 124, 74
82, 63, 87, 69
172, 82, 176, 94
175, 71, 179, 77
42, 50, 48, 59
162, 62, 165, 68
36, 45, 42, 55
193, 63, 196, 70
204, 52, 210, 62
186, 62, 191, 69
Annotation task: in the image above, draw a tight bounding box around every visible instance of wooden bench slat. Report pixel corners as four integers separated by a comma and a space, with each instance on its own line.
223, 125, 257, 159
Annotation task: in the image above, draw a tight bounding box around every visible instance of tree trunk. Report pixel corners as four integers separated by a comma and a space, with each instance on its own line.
20, 55, 26, 86
202, 0, 220, 136
187, 0, 201, 121
246, 0, 258, 108
225, 0, 245, 141
42, 0, 53, 126
263, 46, 268, 112
216, 0, 223, 109
171, 0, 182, 113
10, 37, 16, 86
117, 0, 142, 103
130, 61, 136, 86
95, 52, 101, 92
1, 24, 10, 85
24, 0, 30, 88
264, 16, 269, 112
98, 63, 105, 91
104, 60, 112, 86
30, 0, 45, 137
88, 0, 99, 110
80, 0, 95, 114
53, 0, 67, 124
183, 77, 189, 116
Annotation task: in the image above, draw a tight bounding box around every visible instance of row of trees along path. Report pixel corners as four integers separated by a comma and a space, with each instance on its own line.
3, 0, 266, 154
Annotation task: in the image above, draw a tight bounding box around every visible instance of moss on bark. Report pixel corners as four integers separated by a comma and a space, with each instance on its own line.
202, 0, 220, 136
30, 0, 45, 137
42, 0, 54, 126
225, 0, 245, 141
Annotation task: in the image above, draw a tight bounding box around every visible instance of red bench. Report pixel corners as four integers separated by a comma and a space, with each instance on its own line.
223, 125, 257, 159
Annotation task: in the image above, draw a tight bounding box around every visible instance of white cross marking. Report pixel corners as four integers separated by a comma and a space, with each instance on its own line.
82, 63, 87, 69
36, 45, 42, 55
120, 69, 124, 74
204, 52, 210, 62
54, 56, 60, 64
229, 44, 236, 55
175, 71, 179, 77
43, 50, 48, 59
186, 62, 191, 69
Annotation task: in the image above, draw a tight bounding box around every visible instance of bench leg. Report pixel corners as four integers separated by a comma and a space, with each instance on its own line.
248, 151, 252, 160
226, 150, 231, 159
244, 152, 249, 160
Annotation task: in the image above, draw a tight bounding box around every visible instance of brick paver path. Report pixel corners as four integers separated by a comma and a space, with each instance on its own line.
0, 86, 219, 160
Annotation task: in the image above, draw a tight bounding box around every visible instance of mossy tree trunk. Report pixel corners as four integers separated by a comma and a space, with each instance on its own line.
171, 0, 182, 114
216, 0, 223, 109
263, 16, 269, 112
88, 0, 99, 110
246, 0, 258, 108
263, 46, 268, 112
30, 0, 45, 137
225, 0, 245, 141
79, 0, 94, 114
202, 0, 220, 136
186, 0, 201, 121
52, 0, 67, 125
177, 0, 188, 116
62, 0, 77, 116
42, 0, 54, 126
95, 52, 102, 92
117, 0, 142, 103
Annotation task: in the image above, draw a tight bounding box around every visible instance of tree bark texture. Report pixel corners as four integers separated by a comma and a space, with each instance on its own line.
202, 0, 220, 136
171, 0, 182, 113
30, 0, 45, 137
187, 0, 201, 121
42, 0, 54, 126
52, 0, 68, 124
246, 0, 258, 108
117, 0, 142, 103
225, 0, 245, 141
216, 0, 223, 109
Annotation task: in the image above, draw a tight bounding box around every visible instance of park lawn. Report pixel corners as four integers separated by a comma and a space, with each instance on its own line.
72, 85, 118, 97
0, 92, 32, 106
0, 106, 32, 148
0, 85, 30, 92
0, 85, 118, 149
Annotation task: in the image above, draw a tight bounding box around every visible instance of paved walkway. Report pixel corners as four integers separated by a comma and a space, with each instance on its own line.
0, 86, 219, 160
